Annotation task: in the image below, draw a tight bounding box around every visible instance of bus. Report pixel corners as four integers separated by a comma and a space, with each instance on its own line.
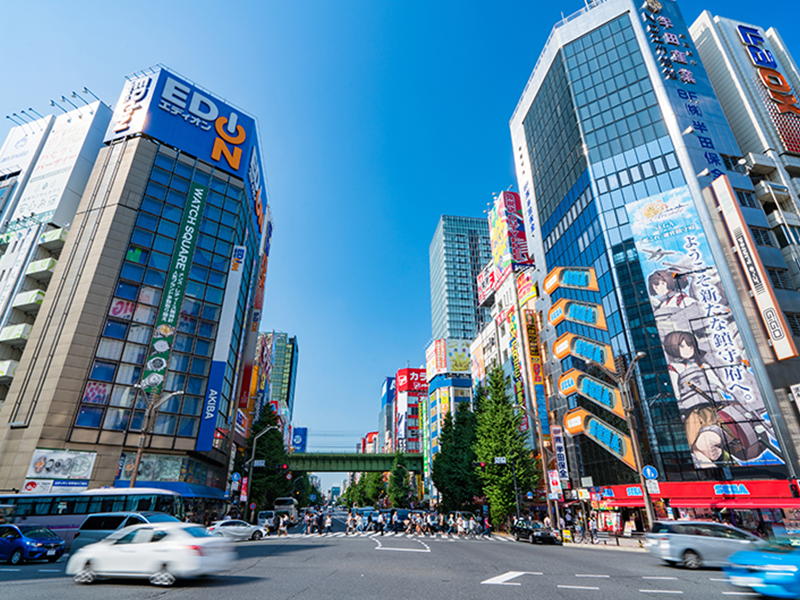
0, 487, 184, 547
273, 497, 299, 525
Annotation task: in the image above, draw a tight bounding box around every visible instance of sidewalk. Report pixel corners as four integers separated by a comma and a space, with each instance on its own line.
496, 532, 647, 553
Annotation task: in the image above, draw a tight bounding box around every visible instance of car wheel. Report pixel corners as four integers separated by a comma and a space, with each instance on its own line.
529, 535, 536, 544
252, 530, 263, 541
74, 561, 96, 584
150, 564, 176, 587
8, 549, 23, 565
682, 550, 702, 570
514, 533, 520, 542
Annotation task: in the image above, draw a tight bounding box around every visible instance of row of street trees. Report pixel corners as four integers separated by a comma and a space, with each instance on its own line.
339, 453, 412, 507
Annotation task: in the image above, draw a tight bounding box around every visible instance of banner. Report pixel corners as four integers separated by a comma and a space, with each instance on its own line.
292, 427, 308, 453
507, 310, 528, 432
26, 448, 97, 480
626, 186, 783, 469
525, 310, 549, 437
140, 182, 208, 397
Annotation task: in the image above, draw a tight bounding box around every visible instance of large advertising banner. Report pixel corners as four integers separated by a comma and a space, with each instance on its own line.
140, 183, 208, 397
292, 428, 308, 453
626, 186, 783, 469
26, 448, 97, 480
489, 191, 535, 288
507, 310, 528, 432
196, 245, 246, 451
524, 310, 549, 437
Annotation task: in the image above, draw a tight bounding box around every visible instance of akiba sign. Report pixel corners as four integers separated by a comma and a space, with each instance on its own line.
106, 67, 266, 236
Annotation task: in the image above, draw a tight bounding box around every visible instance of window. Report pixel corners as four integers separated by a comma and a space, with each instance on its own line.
768, 268, 793, 290
735, 189, 759, 209
785, 313, 800, 337
749, 227, 774, 247
721, 155, 747, 174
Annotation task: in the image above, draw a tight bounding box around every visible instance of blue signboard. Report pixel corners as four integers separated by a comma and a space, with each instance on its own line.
105, 67, 267, 244
196, 360, 226, 452
643, 465, 659, 480
381, 377, 395, 407
292, 427, 308, 453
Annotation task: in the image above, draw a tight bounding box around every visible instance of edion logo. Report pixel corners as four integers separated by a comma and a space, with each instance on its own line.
161, 77, 250, 169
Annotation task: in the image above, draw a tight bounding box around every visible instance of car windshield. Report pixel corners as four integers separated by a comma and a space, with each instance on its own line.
183, 526, 213, 538
18, 526, 58, 538
144, 514, 180, 523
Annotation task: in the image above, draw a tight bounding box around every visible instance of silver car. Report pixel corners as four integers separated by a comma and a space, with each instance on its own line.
645, 521, 765, 569
207, 519, 268, 541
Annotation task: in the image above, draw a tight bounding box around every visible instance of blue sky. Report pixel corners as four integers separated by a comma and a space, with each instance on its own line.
1, 1, 797, 491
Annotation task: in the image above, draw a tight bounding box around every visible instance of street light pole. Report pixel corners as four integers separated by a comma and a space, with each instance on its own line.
587, 351, 657, 531
129, 386, 184, 488
247, 424, 280, 522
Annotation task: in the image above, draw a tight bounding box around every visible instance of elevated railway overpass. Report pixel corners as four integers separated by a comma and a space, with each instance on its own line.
286, 453, 423, 473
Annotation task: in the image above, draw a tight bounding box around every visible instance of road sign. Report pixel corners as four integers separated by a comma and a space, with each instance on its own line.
310, 494, 317, 501
231, 473, 241, 482
645, 479, 660, 494
249, 502, 256, 510
286, 473, 293, 480
253, 460, 265, 468
494, 456, 507, 465
643, 465, 658, 480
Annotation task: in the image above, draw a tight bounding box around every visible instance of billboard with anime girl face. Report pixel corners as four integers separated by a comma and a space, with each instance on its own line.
625, 186, 783, 469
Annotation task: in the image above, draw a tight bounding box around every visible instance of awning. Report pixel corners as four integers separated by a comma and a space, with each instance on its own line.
131, 481, 227, 499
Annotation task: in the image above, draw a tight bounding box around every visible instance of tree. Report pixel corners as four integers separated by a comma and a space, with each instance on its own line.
474, 366, 538, 528
432, 402, 480, 512
387, 453, 411, 507
363, 471, 385, 506
246, 405, 291, 515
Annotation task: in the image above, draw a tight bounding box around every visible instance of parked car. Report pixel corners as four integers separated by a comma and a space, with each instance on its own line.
67, 522, 235, 586
383, 509, 411, 532
207, 519, 268, 541
725, 539, 800, 598
645, 521, 765, 569
510, 519, 561, 545
257, 511, 276, 532
71, 512, 180, 554
0, 524, 66, 564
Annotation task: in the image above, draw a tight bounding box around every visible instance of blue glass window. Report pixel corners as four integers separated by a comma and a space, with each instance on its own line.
198, 234, 215, 252
154, 154, 175, 171
115, 282, 138, 301
194, 172, 210, 186
166, 189, 186, 207
148, 252, 170, 271
198, 321, 216, 339
217, 225, 234, 242
131, 228, 154, 248
129, 410, 145, 431
201, 305, 220, 321
211, 178, 226, 193
90, 361, 116, 382
181, 396, 202, 415
145, 182, 166, 200
102, 408, 130, 431
103, 320, 129, 340
158, 219, 178, 239
174, 162, 193, 179
190, 357, 209, 376
187, 377, 206, 396
211, 254, 228, 271
220, 211, 236, 229
144, 269, 166, 288
161, 204, 182, 223
194, 249, 212, 268
177, 316, 198, 335
194, 339, 212, 357
150, 167, 171, 186
170, 176, 189, 194
189, 265, 208, 283
120, 263, 144, 282
214, 239, 231, 257
140, 197, 162, 215
75, 406, 104, 428
207, 271, 226, 288
204, 205, 222, 222
126, 247, 148, 265
200, 220, 218, 236
181, 298, 202, 317
204, 287, 223, 305
153, 414, 177, 435
177, 417, 198, 437
136, 213, 158, 231
173, 334, 193, 353
169, 353, 190, 372
153, 235, 174, 255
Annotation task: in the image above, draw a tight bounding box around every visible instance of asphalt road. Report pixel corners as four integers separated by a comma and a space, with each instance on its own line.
0, 513, 755, 600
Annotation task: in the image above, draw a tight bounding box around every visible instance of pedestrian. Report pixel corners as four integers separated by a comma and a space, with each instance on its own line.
367, 512, 374, 532
543, 514, 551, 529
457, 515, 465, 538
377, 511, 385, 536
316, 511, 324, 535
300, 511, 309, 535
447, 514, 455, 534
468, 515, 477, 538
278, 515, 288, 537
391, 510, 399, 533
590, 516, 598, 544
324, 513, 333, 535
355, 513, 364, 533
346, 511, 354, 535
483, 515, 491, 537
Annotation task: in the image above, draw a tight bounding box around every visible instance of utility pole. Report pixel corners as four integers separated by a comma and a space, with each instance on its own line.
247, 424, 280, 522
129, 386, 184, 488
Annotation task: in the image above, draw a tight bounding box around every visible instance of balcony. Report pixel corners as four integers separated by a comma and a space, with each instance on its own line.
0, 323, 32, 347
755, 180, 792, 203
12, 289, 46, 313
39, 228, 68, 252
744, 152, 776, 175
782, 154, 800, 178
25, 258, 57, 282
0, 359, 18, 382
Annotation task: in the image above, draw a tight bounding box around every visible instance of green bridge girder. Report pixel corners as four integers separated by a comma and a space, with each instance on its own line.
287, 453, 423, 473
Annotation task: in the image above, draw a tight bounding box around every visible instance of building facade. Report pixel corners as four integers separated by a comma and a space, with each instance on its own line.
263, 332, 299, 436
0, 66, 270, 498
378, 376, 395, 453
510, 0, 800, 495
429, 215, 492, 340
394, 367, 427, 454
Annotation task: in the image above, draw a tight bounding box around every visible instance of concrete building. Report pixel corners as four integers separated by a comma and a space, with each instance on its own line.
429, 215, 492, 340
262, 332, 299, 436
510, 0, 800, 495
0, 66, 270, 499
378, 376, 395, 453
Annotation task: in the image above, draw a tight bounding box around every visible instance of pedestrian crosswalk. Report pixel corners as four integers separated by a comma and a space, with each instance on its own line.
278, 531, 515, 542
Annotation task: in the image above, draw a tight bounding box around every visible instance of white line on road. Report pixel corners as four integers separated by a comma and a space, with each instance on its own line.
639, 591, 683, 594
576, 574, 610, 578
721, 593, 759, 597
481, 571, 542, 585
643, 577, 679, 580
0, 568, 20, 572
38, 569, 61, 572
709, 578, 731, 582
558, 585, 600, 590
376, 547, 430, 552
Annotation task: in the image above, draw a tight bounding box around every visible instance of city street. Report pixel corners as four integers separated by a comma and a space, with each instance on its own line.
0, 513, 754, 600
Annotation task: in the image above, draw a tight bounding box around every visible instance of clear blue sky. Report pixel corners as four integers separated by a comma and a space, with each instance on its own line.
1, 1, 796, 492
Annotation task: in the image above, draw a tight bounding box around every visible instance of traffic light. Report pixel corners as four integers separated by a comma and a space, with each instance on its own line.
472, 461, 486, 472
271, 464, 290, 473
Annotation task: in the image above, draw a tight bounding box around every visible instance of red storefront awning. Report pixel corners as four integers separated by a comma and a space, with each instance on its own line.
605, 499, 646, 508
670, 497, 800, 510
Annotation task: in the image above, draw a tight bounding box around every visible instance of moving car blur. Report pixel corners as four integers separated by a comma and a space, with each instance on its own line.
66, 522, 235, 586
725, 539, 800, 599
71, 511, 180, 554
0, 524, 65, 564
207, 519, 268, 540
645, 521, 765, 569
510, 519, 561, 545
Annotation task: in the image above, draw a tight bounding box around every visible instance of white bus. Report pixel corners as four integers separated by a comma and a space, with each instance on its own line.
273, 497, 299, 525
0, 487, 184, 547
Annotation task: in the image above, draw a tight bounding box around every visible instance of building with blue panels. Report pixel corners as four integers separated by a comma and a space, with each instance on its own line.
429, 215, 493, 340
0, 66, 270, 497
511, 0, 800, 488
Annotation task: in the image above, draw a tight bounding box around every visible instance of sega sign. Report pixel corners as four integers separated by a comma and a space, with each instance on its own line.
106, 67, 266, 236
713, 483, 750, 496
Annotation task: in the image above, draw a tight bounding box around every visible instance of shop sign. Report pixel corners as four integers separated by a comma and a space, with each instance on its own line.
552, 332, 616, 374
548, 298, 607, 330
627, 486, 643, 497
713, 483, 750, 496
542, 266, 599, 295
558, 369, 625, 418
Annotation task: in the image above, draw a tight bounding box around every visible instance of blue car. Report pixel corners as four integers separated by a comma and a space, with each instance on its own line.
725, 541, 800, 598
0, 524, 66, 565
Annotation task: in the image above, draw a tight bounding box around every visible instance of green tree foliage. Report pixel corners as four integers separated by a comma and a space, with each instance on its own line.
432, 402, 480, 512
474, 366, 538, 528
246, 405, 291, 514
387, 453, 411, 508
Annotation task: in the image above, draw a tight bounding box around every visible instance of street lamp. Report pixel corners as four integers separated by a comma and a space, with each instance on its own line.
586, 351, 657, 531
247, 425, 281, 522
129, 385, 184, 488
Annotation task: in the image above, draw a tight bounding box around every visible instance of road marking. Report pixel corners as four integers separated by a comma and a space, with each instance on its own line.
639, 591, 683, 594
376, 547, 430, 552
710, 578, 731, 582
721, 593, 759, 597
38, 569, 61, 572
576, 574, 610, 578
558, 585, 600, 590
481, 571, 542, 585
0, 568, 21, 572
643, 577, 679, 580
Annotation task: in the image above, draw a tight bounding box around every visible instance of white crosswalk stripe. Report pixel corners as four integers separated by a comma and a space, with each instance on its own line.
280, 531, 506, 542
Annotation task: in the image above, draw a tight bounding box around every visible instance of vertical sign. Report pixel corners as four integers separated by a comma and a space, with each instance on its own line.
552, 426, 569, 481
196, 245, 246, 451
140, 183, 208, 397
507, 310, 528, 432
525, 310, 549, 437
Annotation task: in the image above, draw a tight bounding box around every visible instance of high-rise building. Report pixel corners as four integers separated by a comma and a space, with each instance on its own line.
264, 331, 299, 434
0, 66, 270, 499
510, 0, 800, 504
378, 376, 395, 453
395, 367, 427, 454
429, 215, 492, 340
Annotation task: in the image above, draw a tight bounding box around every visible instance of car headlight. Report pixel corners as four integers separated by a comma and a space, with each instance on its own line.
26, 541, 42, 547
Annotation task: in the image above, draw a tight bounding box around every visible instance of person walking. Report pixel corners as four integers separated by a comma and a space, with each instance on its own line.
316, 511, 325, 536
590, 516, 598, 544
278, 515, 288, 537
346, 511, 354, 535
482, 515, 491, 538
300, 511, 310, 535
377, 511, 385, 536
355, 512, 365, 533
390, 510, 398, 533
446, 514, 455, 535
324, 513, 333, 535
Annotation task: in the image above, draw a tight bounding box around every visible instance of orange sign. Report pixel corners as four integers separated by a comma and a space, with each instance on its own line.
548, 298, 607, 330
563, 408, 635, 470
542, 266, 599, 295
552, 332, 616, 373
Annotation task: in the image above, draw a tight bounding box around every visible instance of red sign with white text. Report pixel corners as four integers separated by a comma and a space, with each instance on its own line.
396, 368, 428, 394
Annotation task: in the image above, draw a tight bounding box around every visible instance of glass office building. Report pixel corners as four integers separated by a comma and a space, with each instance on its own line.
429, 215, 492, 340
511, 0, 800, 487
0, 67, 270, 495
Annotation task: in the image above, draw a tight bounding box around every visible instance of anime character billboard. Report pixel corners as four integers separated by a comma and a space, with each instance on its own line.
626, 186, 783, 469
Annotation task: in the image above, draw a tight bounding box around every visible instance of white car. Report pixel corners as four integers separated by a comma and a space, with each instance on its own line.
207, 519, 269, 541
67, 522, 236, 586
